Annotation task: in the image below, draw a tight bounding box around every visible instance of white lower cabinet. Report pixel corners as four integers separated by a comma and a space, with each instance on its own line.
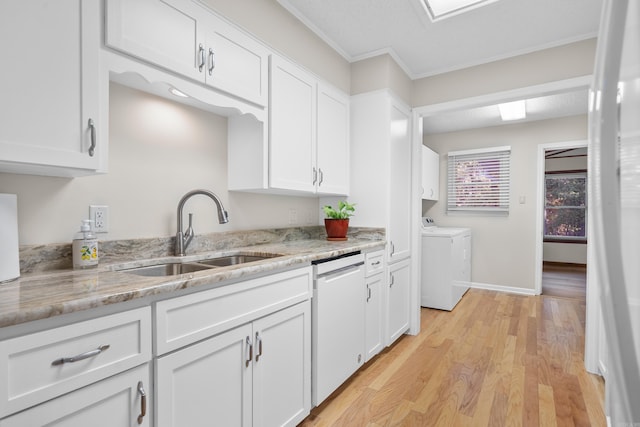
364, 250, 385, 362
387, 259, 411, 345
0, 364, 151, 427
365, 272, 385, 362
156, 301, 310, 427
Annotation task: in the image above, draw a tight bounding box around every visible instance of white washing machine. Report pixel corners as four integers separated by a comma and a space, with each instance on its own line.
421, 217, 472, 311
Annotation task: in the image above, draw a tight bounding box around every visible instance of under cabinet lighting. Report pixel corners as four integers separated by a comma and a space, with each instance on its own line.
420, 0, 499, 21
169, 87, 188, 98
498, 100, 526, 121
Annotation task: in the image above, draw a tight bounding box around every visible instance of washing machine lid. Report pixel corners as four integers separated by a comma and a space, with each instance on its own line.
422, 226, 470, 237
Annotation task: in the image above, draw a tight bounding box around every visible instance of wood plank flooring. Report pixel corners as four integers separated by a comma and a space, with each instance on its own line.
299, 289, 605, 427
542, 262, 587, 301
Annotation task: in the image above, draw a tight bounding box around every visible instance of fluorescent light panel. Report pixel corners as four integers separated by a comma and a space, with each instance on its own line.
421, 0, 499, 21
169, 87, 188, 98
498, 100, 526, 121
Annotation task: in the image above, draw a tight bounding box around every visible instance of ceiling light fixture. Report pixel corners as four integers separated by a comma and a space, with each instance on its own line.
420, 0, 499, 22
498, 100, 526, 121
168, 87, 188, 98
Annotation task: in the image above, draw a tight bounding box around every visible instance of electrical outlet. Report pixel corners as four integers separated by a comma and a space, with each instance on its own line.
89, 205, 109, 233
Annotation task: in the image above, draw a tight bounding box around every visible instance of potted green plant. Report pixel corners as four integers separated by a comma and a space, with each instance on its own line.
322, 201, 355, 240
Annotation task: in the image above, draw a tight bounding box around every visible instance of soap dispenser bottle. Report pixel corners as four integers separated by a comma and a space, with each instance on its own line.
72, 219, 98, 269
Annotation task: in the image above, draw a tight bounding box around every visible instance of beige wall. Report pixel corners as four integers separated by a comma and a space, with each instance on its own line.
413, 38, 597, 106
423, 115, 588, 291
0, 84, 320, 245
543, 155, 588, 265
202, 0, 351, 93
351, 54, 413, 104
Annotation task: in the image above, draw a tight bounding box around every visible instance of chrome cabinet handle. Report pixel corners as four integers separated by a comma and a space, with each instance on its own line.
389, 274, 395, 287
137, 381, 147, 425
245, 336, 253, 367
318, 168, 324, 186
51, 344, 110, 366
371, 260, 381, 266
208, 48, 215, 76
255, 332, 263, 362
389, 242, 395, 256
312, 167, 317, 185
366, 284, 371, 302
88, 118, 96, 157
198, 44, 205, 72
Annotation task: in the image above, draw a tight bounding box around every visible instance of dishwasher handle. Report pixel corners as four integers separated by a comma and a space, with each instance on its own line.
316, 262, 364, 281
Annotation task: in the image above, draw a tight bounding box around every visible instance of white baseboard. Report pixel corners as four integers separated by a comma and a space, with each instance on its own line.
468, 282, 537, 296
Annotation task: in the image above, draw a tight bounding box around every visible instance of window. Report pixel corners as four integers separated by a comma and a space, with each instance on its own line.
544, 172, 587, 242
447, 146, 511, 213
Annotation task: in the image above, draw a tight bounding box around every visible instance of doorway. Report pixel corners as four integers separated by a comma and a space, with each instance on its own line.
534, 140, 588, 297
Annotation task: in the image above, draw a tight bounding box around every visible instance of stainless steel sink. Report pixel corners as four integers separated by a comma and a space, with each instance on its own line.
117, 253, 282, 277
118, 262, 214, 277
197, 254, 282, 267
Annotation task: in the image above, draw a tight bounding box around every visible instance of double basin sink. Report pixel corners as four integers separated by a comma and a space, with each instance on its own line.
117, 253, 282, 277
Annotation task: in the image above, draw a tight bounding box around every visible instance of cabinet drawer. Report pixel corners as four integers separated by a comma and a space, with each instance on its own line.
156, 267, 312, 354
365, 250, 385, 277
0, 307, 151, 418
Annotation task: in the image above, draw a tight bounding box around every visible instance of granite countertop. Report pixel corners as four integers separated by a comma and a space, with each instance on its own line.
0, 231, 385, 329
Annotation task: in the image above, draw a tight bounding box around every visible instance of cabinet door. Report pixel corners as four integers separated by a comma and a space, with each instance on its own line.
269, 55, 316, 193
201, 14, 268, 106
388, 102, 412, 262
422, 146, 440, 201
316, 82, 349, 196
387, 259, 411, 345
253, 302, 311, 427
0, 0, 101, 176
105, 0, 201, 81
156, 324, 252, 427
365, 273, 385, 362
0, 364, 151, 427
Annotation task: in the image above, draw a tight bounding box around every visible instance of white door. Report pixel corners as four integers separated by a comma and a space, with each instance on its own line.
388, 102, 412, 261
156, 324, 252, 427
202, 15, 268, 106
105, 0, 201, 81
252, 302, 311, 427
316, 82, 349, 196
0, 364, 151, 427
387, 259, 411, 345
269, 55, 316, 193
365, 273, 385, 361
0, 0, 101, 174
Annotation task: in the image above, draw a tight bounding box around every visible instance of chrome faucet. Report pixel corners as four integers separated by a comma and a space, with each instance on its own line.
175, 189, 229, 256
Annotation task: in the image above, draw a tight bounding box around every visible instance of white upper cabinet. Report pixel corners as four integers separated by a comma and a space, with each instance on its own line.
269, 55, 317, 193
0, 0, 104, 177
316, 82, 350, 195
105, 0, 268, 106
422, 145, 440, 201
229, 54, 350, 196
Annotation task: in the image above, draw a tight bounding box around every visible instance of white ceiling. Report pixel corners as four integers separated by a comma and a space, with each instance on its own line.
276, 0, 603, 79
277, 0, 602, 133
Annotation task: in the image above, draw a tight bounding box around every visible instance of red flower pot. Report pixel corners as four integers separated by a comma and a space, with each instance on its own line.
324, 218, 349, 241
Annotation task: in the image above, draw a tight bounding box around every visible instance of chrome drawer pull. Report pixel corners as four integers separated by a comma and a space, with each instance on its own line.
88, 118, 96, 157
371, 260, 381, 266
255, 332, 263, 362
137, 381, 147, 424
246, 336, 253, 367
51, 344, 110, 366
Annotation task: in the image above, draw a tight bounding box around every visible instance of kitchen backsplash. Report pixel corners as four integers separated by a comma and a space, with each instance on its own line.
19, 226, 385, 274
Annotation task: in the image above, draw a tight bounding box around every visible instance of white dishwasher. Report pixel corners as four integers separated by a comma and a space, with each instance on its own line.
312, 251, 365, 406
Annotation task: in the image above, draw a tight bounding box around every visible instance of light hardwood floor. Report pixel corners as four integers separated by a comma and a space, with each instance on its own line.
299, 289, 605, 426
542, 262, 587, 301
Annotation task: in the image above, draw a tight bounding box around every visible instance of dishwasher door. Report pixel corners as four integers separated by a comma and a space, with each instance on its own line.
312, 256, 365, 406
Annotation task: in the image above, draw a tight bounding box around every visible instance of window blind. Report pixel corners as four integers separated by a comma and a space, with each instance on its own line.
447, 146, 511, 212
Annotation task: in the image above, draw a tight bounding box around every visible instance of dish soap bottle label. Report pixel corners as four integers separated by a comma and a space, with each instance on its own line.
72, 219, 99, 269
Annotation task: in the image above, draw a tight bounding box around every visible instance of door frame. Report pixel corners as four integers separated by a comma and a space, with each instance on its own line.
534, 139, 588, 295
